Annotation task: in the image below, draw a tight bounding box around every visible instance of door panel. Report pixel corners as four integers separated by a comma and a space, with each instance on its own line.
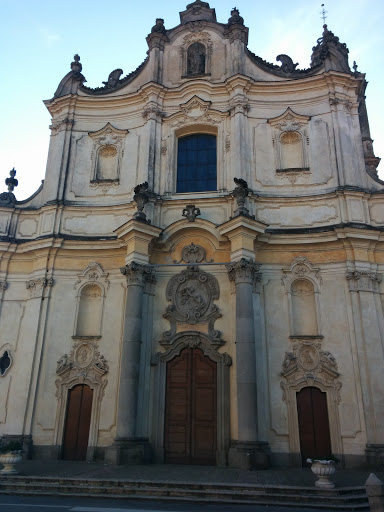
165, 347, 217, 465
62, 384, 93, 460
296, 387, 332, 466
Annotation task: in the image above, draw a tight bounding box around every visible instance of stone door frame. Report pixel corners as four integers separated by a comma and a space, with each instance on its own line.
151, 332, 232, 466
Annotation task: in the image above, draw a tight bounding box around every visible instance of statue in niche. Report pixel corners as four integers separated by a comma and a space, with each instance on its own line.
187, 42, 206, 76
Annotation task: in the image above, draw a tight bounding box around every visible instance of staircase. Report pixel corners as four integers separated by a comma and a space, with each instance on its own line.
0, 475, 369, 510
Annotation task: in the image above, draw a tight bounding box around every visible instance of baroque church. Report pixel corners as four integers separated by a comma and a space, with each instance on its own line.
0, 1, 383, 469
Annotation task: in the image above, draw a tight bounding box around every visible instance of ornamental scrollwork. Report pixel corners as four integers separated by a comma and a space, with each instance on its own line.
162, 265, 223, 346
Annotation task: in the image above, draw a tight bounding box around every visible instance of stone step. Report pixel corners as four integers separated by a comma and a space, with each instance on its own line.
0, 477, 369, 510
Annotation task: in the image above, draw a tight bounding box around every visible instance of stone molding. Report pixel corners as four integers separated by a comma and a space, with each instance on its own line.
151, 333, 231, 465
26, 278, 54, 299
54, 340, 108, 458
281, 256, 322, 292
88, 123, 128, 182
226, 258, 261, 286
120, 262, 155, 287
162, 265, 223, 346
75, 261, 110, 291
281, 339, 341, 400
280, 338, 343, 457
346, 271, 382, 293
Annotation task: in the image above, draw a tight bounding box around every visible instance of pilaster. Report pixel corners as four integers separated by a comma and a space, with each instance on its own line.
226, 258, 270, 469
346, 269, 384, 467
106, 262, 155, 465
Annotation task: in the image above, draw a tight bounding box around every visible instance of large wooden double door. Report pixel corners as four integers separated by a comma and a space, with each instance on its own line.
165, 347, 217, 465
62, 384, 93, 460
296, 386, 332, 465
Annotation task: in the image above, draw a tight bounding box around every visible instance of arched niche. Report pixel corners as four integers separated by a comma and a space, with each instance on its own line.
282, 257, 322, 337
187, 42, 206, 76
151, 333, 232, 466
279, 130, 304, 170
95, 145, 118, 180
291, 279, 318, 336
75, 283, 103, 337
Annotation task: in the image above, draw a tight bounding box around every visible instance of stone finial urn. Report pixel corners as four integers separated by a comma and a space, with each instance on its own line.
308, 458, 337, 489
0, 451, 22, 475
0, 439, 23, 475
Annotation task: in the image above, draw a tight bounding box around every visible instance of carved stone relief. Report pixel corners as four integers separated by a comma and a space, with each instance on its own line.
282, 256, 322, 291
75, 262, 110, 291
173, 243, 212, 264
281, 339, 340, 397
167, 95, 228, 129
162, 263, 223, 345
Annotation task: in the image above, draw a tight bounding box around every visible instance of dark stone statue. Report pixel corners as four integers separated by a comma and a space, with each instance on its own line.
187, 42, 206, 76
102, 69, 123, 88
151, 18, 166, 34
276, 54, 299, 73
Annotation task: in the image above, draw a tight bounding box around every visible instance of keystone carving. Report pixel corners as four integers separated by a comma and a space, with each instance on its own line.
232, 178, 252, 217
182, 204, 201, 222
173, 243, 213, 264
133, 182, 151, 223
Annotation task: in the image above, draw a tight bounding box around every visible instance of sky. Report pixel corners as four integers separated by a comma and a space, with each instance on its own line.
1, 0, 383, 200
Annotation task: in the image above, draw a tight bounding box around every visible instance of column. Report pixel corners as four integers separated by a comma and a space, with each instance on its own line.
226, 258, 270, 469
110, 262, 154, 464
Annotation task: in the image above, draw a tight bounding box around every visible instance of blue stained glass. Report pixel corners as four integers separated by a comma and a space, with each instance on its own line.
177, 134, 217, 193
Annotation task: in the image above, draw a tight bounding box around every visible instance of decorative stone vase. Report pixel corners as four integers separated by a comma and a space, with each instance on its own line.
0, 452, 22, 475
310, 460, 336, 489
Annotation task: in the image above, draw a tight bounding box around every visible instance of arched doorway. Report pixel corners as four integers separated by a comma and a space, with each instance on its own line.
62, 384, 93, 460
165, 347, 217, 465
296, 386, 332, 465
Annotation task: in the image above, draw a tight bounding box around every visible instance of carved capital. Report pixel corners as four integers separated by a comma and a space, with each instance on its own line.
26, 277, 54, 298
120, 262, 155, 287
226, 258, 261, 285
346, 271, 382, 293
142, 104, 165, 121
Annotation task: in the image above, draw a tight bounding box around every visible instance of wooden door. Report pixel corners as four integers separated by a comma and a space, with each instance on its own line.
296, 386, 332, 466
62, 384, 93, 460
165, 348, 217, 465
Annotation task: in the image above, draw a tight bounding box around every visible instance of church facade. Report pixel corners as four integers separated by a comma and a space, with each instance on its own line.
0, 1, 383, 469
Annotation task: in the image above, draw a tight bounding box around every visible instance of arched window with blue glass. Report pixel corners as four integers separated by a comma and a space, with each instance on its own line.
176, 133, 217, 193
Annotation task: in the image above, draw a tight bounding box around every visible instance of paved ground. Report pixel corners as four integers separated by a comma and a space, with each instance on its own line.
0, 495, 334, 512
5, 459, 383, 488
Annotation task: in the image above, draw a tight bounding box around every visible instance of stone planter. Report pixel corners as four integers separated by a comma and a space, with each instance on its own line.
0, 452, 22, 475
310, 460, 336, 489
